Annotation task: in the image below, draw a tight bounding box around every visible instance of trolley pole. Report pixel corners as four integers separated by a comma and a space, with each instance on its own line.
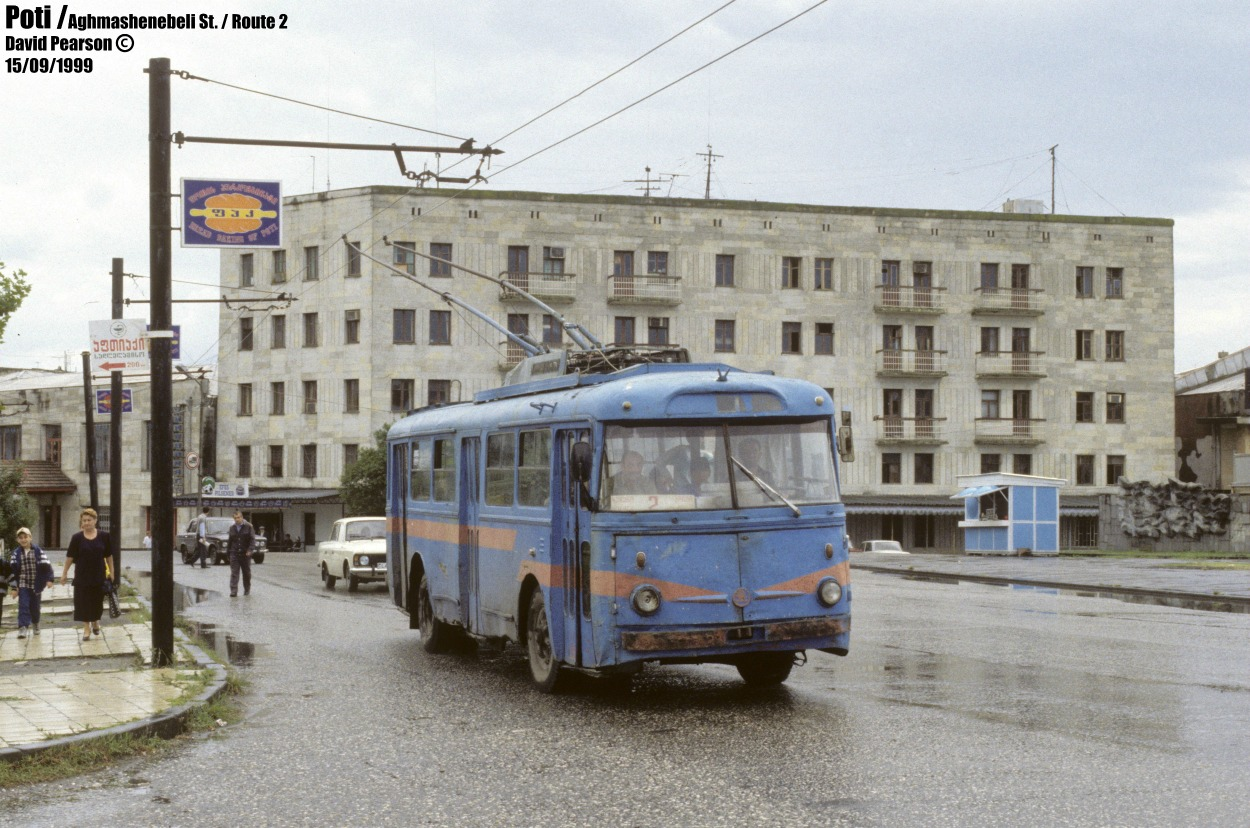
148, 57, 175, 667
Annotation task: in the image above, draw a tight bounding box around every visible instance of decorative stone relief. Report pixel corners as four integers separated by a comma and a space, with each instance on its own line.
1118, 478, 1231, 539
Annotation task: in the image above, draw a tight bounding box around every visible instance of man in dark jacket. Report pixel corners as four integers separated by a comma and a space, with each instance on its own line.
226, 511, 255, 597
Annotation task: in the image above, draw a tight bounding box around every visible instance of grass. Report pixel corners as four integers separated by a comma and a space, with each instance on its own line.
1061, 549, 1250, 561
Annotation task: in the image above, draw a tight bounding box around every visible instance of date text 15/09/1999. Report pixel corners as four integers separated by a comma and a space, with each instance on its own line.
7, 57, 94, 73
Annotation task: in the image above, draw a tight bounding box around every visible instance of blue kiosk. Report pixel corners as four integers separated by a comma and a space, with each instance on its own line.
952, 473, 1066, 556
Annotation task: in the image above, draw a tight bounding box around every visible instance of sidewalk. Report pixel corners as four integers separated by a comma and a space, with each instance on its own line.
0, 579, 227, 762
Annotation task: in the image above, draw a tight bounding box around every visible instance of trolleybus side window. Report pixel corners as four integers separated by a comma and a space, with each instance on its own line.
518, 429, 551, 507
432, 438, 456, 502
410, 441, 431, 501
486, 432, 516, 506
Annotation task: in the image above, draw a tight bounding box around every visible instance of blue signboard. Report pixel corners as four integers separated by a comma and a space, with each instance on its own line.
96, 389, 132, 414
145, 324, 180, 359
181, 178, 283, 249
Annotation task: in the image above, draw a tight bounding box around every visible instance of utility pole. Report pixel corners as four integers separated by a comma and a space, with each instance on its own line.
627, 166, 661, 197
148, 57, 175, 667
698, 145, 722, 200
80, 352, 98, 510
110, 258, 123, 581
1050, 144, 1058, 215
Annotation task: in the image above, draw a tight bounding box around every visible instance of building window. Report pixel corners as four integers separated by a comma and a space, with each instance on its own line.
1106, 392, 1125, 423
814, 258, 833, 290
391, 379, 414, 412
394, 242, 416, 275
1076, 392, 1094, 423
613, 250, 634, 276
272, 249, 287, 283
781, 256, 801, 289
271, 315, 286, 349
44, 424, 61, 465
239, 317, 254, 351
715, 254, 735, 287
1013, 454, 1032, 475
346, 242, 361, 278
0, 425, 20, 460
981, 453, 1001, 474
1075, 329, 1094, 361
913, 262, 933, 305
782, 321, 802, 355
303, 313, 319, 348
1075, 454, 1095, 485
647, 251, 668, 275
344, 444, 359, 469
714, 319, 736, 353
335, 309, 357, 345
240, 253, 254, 287
344, 379, 360, 414
542, 246, 566, 274
237, 445, 251, 478
981, 263, 999, 290
981, 327, 1000, 354
302, 381, 318, 415
1106, 454, 1125, 485
303, 246, 319, 281
429, 310, 451, 345
1105, 330, 1125, 362
271, 382, 285, 416
268, 445, 283, 478
301, 444, 317, 478
238, 383, 253, 416
542, 314, 562, 346
981, 390, 1001, 419
1106, 267, 1124, 299
429, 243, 452, 277
647, 316, 669, 346
914, 453, 934, 485
1010, 264, 1030, 291
815, 322, 834, 355
393, 309, 417, 344
881, 452, 902, 485
614, 316, 636, 346
1076, 266, 1094, 298
428, 379, 452, 406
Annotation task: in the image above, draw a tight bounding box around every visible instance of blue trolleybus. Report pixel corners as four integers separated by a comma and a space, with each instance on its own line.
386, 346, 855, 691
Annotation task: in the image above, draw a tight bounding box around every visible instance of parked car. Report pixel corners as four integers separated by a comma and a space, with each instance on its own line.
318, 517, 387, 591
861, 539, 909, 554
176, 516, 268, 565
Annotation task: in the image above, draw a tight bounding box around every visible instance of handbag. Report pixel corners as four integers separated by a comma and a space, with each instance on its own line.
103, 578, 122, 618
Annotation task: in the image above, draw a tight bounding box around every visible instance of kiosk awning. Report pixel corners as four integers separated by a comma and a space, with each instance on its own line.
950, 485, 1006, 500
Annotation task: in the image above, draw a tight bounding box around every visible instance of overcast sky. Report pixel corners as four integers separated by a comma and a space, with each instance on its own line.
2, 0, 1247, 374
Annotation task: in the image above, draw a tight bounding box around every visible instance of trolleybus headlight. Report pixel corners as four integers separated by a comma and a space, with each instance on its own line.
631, 584, 663, 616
817, 577, 842, 607
358, 555, 370, 566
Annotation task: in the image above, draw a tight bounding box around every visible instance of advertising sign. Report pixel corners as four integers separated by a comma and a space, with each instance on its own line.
181, 178, 282, 249
95, 389, 132, 414
89, 319, 150, 372
205, 481, 250, 498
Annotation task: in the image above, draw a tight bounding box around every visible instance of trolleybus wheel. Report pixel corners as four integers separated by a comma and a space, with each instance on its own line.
735, 652, 795, 686
418, 574, 453, 653
526, 589, 563, 693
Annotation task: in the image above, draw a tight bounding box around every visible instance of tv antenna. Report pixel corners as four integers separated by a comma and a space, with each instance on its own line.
698, 145, 723, 199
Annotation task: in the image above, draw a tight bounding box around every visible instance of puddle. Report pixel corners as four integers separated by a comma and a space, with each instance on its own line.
124, 568, 267, 665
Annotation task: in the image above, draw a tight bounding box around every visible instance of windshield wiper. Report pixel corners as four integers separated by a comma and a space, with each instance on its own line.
730, 457, 801, 517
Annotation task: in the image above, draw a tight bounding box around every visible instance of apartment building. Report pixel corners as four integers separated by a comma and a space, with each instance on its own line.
214, 187, 1175, 550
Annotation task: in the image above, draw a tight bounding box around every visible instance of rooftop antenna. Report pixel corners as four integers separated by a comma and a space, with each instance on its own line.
698, 145, 722, 199
626, 166, 683, 198
1050, 144, 1058, 214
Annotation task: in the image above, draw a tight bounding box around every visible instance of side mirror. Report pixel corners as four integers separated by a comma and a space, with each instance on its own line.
571, 441, 594, 483
836, 411, 854, 463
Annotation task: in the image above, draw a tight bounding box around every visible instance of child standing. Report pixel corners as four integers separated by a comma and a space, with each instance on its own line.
8, 527, 54, 638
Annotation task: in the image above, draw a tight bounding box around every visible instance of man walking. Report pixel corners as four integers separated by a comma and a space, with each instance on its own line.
226, 510, 255, 597
190, 506, 211, 568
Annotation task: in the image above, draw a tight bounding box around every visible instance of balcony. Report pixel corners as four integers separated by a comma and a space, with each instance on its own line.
873, 284, 947, 314
875, 349, 948, 377
971, 286, 1045, 316
873, 416, 949, 445
498, 340, 528, 371
973, 417, 1046, 446
974, 350, 1047, 378
606, 274, 682, 305
499, 272, 577, 304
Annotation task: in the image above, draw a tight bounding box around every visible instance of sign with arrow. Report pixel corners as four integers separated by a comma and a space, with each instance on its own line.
89, 319, 150, 372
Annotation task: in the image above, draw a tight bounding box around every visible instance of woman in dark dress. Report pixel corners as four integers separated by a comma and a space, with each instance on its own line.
60, 507, 114, 641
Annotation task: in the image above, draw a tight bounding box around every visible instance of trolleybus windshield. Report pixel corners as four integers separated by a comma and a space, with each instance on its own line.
602, 421, 838, 512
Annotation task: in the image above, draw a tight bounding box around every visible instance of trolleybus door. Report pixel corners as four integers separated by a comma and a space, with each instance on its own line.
460, 436, 481, 632
390, 442, 409, 611
556, 429, 594, 667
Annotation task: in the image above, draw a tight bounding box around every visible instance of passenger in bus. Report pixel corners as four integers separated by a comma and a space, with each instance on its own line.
736, 438, 774, 484
652, 466, 675, 494
610, 450, 653, 495
678, 457, 712, 496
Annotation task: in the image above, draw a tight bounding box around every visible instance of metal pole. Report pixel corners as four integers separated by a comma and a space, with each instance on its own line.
110, 258, 124, 583
81, 352, 99, 510
149, 57, 175, 667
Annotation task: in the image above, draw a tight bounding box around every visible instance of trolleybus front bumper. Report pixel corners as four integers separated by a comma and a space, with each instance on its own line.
620, 615, 848, 654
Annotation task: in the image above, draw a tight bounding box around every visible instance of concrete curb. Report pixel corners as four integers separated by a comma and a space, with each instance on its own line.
0, 594, 232, 764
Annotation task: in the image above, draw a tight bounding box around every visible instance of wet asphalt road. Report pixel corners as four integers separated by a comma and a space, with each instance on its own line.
4, 554, 1249, 827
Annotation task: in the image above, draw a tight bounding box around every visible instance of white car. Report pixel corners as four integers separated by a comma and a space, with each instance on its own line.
318, 517, 388, 591
861, 539, 910, 554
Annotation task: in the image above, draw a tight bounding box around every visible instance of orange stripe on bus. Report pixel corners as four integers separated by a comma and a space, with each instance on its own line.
764, 561, 850, 593
389, 516, 518, 552
590, 570, 722, 600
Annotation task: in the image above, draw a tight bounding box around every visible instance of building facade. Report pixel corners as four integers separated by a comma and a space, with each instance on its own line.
214, 187, 1175, 550
0, 368, 211, 549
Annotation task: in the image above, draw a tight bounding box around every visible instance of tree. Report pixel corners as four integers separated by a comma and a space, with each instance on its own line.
339, 426, 390, 517
0, 260, 32, 346
0, 464, 37, 549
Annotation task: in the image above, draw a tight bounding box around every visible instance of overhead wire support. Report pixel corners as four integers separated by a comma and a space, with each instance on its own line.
171, 131, 502, 159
